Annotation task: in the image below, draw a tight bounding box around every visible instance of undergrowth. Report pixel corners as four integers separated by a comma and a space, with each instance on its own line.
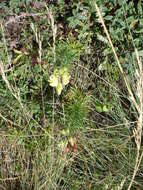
0, 0, 143, 190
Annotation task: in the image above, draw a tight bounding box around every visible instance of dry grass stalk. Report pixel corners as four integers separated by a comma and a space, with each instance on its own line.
94, 1, 143, 189
45, 5, 58, 185
0, 59, 24, 109
117, 177, 127, 190
94, 1, 139, 113
127, 49, 143, 190
0, 23, 24, 110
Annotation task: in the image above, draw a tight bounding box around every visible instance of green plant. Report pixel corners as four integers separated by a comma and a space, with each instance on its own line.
63, 88, 91, 134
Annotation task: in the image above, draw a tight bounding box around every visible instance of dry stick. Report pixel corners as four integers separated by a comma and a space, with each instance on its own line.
0, 177, 20, 181
94, 1, 139, 113
37, 32, 46, 126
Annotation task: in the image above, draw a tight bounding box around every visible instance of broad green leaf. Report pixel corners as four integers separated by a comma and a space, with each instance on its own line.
95, 105, 103, 113
95, 102, 103, 113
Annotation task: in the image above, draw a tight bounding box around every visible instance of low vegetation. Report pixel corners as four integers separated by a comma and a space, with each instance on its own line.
0, 0, 143, 189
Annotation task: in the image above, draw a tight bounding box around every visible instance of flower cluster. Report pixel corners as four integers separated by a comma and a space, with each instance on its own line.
49, 67, 71, 95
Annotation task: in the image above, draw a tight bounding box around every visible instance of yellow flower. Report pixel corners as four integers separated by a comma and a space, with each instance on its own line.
56, 82, 63, 95
62, 71, 71, 86
59, 67, 67, 75
48, 74, 59, 87
49, 67, 71, 96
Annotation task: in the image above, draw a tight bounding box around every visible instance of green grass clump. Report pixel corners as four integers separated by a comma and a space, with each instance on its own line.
64, 88, 91, 133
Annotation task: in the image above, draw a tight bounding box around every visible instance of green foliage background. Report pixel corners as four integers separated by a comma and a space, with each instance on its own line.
0, 0, 143, 189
